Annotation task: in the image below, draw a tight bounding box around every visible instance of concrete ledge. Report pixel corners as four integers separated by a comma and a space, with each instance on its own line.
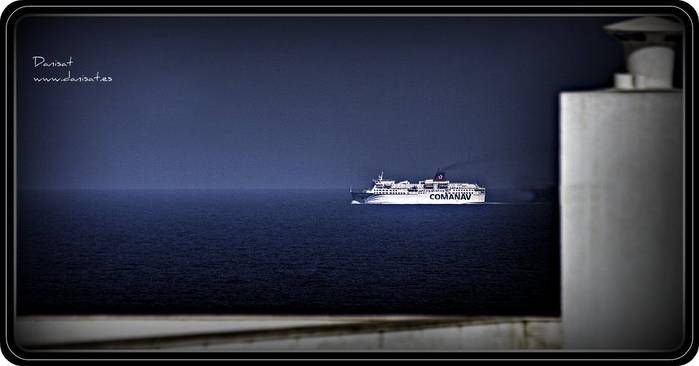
16, 316, 561, 351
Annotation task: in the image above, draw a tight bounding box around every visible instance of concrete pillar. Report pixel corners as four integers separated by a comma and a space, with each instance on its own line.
560, 91, 683, 349
560, 17, 684, 350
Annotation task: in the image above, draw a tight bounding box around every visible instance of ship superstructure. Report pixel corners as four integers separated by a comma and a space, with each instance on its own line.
351, 171, 486, 204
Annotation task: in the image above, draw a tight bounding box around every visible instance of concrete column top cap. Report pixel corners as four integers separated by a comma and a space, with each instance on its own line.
604, 16, 682, 34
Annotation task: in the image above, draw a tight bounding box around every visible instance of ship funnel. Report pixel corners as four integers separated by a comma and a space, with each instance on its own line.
605, 16, 682, 90
434, 170, 447, 181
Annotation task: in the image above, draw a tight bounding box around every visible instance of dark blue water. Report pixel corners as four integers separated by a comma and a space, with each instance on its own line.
18, 190, 559, 315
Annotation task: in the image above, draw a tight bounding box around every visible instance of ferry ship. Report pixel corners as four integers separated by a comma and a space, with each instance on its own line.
351, 171, 486, 204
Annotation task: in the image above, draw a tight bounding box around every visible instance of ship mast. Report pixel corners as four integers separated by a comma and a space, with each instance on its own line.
373, 171, 384, 184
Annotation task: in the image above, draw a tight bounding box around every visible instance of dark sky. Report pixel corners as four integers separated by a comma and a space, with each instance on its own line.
17, 16, 624, 189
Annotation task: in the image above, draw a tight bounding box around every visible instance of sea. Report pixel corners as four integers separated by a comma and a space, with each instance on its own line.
17, 189, 559, 316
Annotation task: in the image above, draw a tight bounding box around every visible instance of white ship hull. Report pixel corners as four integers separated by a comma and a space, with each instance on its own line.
353, 191, 486, 205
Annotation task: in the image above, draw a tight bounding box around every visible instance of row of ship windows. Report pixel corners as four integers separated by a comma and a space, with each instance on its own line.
373, 190, 476, 193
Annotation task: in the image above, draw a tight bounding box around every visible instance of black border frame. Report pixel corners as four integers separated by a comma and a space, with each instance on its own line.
1, 1, 696, 362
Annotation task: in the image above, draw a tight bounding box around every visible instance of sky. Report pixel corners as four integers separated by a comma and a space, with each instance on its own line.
16, 16, 626, 189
